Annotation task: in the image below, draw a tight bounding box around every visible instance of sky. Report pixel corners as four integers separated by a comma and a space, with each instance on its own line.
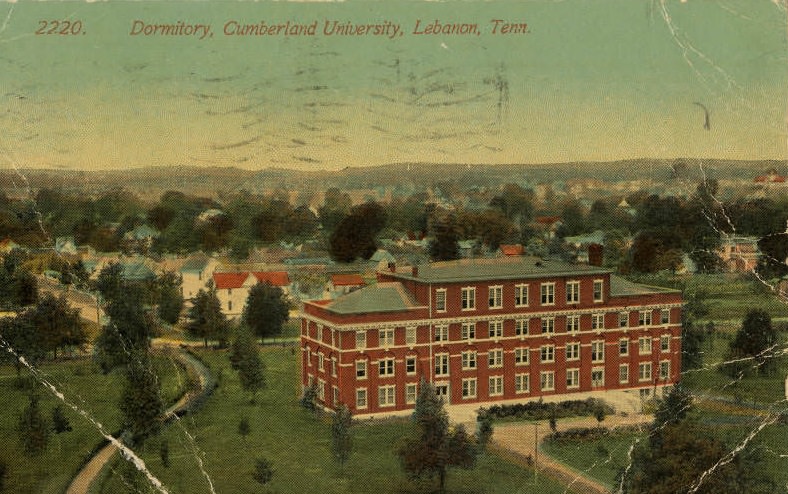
0, 0, 786, 171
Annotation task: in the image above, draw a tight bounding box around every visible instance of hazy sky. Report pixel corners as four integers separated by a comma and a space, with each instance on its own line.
1, 0, 786, 171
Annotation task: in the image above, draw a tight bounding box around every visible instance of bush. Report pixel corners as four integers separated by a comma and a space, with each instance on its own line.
485, 398, 614, 422
545, 424, 644, 443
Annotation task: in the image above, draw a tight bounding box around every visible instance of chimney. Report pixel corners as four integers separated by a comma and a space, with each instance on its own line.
588, 243, 604, 267
412, 266, 419, 277
388, 262, 396, 273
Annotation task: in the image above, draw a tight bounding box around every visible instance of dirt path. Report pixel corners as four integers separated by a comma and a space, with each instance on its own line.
65, 347, 214, 494
491, 413, 653, 494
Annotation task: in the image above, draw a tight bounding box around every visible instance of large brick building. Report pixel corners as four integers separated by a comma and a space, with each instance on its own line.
300, 257, 682, 416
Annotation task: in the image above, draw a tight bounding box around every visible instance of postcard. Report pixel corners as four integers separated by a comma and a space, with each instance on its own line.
0, 1, 787, 494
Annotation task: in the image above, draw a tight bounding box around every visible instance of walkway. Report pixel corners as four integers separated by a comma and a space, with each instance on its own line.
65, 347, 215, 494
491, 413, 653, 494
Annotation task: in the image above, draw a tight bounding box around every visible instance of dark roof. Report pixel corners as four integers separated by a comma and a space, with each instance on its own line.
384, 256, 610, 283
181, 253, 211, 272
609, 276, 680, 296
121, 262, 156, 281
323, 282, 423, 315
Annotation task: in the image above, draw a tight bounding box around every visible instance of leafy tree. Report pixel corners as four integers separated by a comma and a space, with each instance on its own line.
301, 383, 318, 412
27, 294, 85, 359
95, 283, 153, 370
187, 282, 229, 348
252, 457, 274, 486
398, 380, 478, 492
331, 404, 353, 471
594, 406, 606, 428
724, 309, 778, 377
319, 187, 352, 233
429, 213, 460, 262
18, 394, 49, 456
489, 183, 534, 225
230, 325, 266, 403
159, 439, 170, 468
0, 315, 44, 379
242, 282, 290, 344
238, 417, 251, 441
155, 272, 184, 325
653, 384, 693, 430
120, 351, 164, 443
328, 202, 387, 262
51, 405, 72, 433
477, 410, 494, 449
13, 269, 38, 307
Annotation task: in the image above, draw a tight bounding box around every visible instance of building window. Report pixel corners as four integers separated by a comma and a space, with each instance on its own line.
488, 286, 503, 309
591, 313, 604, 330
515, 318, 528, 336
406, 327, 417, 345
659, 360, 670, 380
318, 353, 325, 372
461, 322, 476, 340
488, 348, 503, 368
515, 284, 529, 307
515, 373, 530, 394
619, 338, 629, 356
435, 354, 449, 376
541, 317, 555, 335
661, 309, 670, 325
540, 371, 555, 391
356, 360, 367, 379
406, 356, 417, 375
378, 385, 396, 407
566, 315, 580, 333
591, 340, 605, 362
515, 347, 529, 365
356, 331, 367, 349
317, 379, 326, 401
435, 325, 448, 342
639, 362, 652, 382
540, 283, 555, 305
661, 335, 671, 352
331, 358, 337, 377
540, 345, 555, 363
619, 364, 629, 384
461, 287, 476, 310
593, 280, 604, 302
306, 347, 312, 367
566, 342, 580, 361
379, 358, 395, 377
619, 312, 629, 328
566, 281, 580, 304
406, 383, 418, 404
591, 368, 605, 388
379, 329, 395, 347
333, 386, 339, 405
461, 351, 477, 370
489, 320, 503, 338
566, 368, 580, 389
639, 310, 652, 326
356, 388, 367, 409
435, 289, 447, 312
489, 375, 504, 396
638, 337, 652, 355
228, 300, 233, 311
462, 378, 477, 399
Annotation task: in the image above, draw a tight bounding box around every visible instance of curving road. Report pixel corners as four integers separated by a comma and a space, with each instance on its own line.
65, 346, 215, 494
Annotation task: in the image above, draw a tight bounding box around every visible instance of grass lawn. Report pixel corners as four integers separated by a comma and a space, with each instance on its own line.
99, 347, 569, 494
541, 431, 642, 489
0, 350, 187, 494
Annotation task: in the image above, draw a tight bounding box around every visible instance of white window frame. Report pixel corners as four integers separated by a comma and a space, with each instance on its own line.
488, 348, 503, 368
591, 313, 604, 331
356, 331, 367, 350
593, 279, 604, 302
619, 364, 629, 384
378, 358, 395, 377
638, 337, 652, 355
489, 375, 504, 396
659, 360, 670, 380
540, 282, 555, 306
639, 362, 652, 382
541, 317, 555, 335
406, 356, 417, 375
317, 379, 326, 400
619, 312, 629, 328
619, 338, 629, 356
515, 318, 528, 336
540, 345, 555, 363
435, 289, 447, 312
406, 327, 417, 346
331, 357, 337, 377
462, 378, 477, 399
566, 315, 580, 333
661, 334, 671, 352
435, 325, 449, 342
318, 352, 325, 372
566, 342, 580, 361
515, 347, 530, 366
661, 308, 670, 325
406, 383, 418, 404
515, 284, 529, 307
566, 368, 580, 389
435, 353, 449, 376
488, 285, 503, 309
379, 328, 395, 347
355, 360, 367, 379
515, 373, 530, 394
566, 281, 580, 304
488, 320, 503, 338
356, 388, 367, 409
591, 367, 605, 388
378, 385, 396, 407
639, 310, 652, 326
461, 286, 476, 311
461, 322, 476, 340
591, 340, 605, 363
461, 350, 477, 370
540, 371, 555, 391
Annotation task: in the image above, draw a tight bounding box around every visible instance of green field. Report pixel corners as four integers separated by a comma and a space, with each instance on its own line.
98, 348, 568, 494
0, 350, 187, 494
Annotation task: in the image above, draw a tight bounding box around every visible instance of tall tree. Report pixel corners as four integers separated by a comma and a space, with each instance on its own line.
187, 282, 229, 348
154, 271, 184, 325
242, 282, 290, 344
26, 294, 85, 359
0, 315, 44, 379
429, 213, 461, 262
17, 394, 49, 456
328, 202, 387, 262
120, 351, 163, 443
398, 380, 478, 492
724, 309, 778, 377
331, 404, 353, 471
230, 325, 266, 403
